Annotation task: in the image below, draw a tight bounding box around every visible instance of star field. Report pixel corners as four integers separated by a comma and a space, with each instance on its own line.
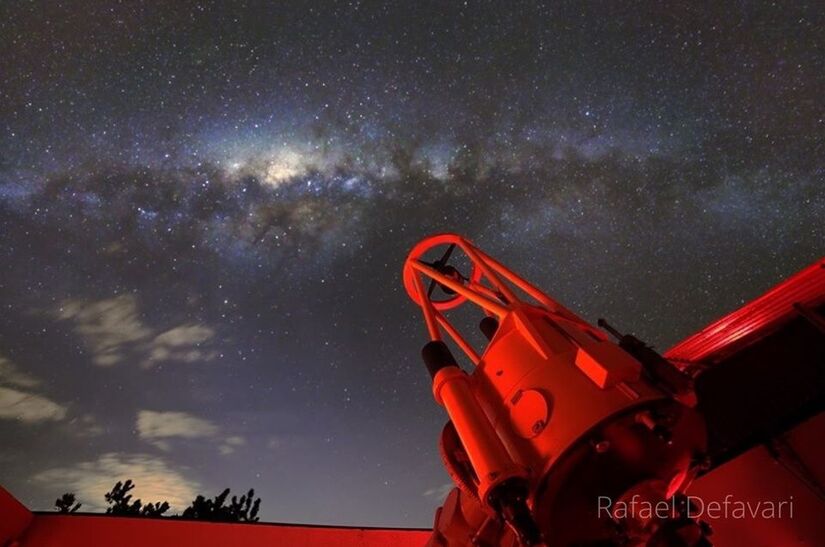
0, 1, 823, 527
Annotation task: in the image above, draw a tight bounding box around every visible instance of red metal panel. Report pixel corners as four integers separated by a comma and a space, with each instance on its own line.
16, 514, 430, 547
0, 486, 34, 545
689, 413, 825, 547
665, 258, 825, 363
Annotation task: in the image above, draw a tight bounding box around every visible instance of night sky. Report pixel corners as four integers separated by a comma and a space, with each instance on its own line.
0, 1, 822, 528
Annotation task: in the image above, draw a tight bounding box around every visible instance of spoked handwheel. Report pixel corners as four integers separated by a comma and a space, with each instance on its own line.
402, 233, 484, 312
422, 244, 469, 302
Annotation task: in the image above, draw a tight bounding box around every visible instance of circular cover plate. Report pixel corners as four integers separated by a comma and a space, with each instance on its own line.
507, 388, 549, 439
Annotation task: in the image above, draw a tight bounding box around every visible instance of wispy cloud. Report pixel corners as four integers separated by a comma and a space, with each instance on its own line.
34, 453, 199, 512
144, 324, 218, 368
0, 355, 107, 436
57, 296, 152, 366
56, 296, 218, 367
422, 482, 454, 501
137, 410, 219, 440
0, 355, 67, 423
0, 355, 41, 388
0, 386, 68, 423
64, 413, 106, 437
218, 435, 246, 455
136, 410, 245, 456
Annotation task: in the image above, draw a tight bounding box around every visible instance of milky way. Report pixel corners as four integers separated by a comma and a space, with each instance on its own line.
0, 1, 823, 527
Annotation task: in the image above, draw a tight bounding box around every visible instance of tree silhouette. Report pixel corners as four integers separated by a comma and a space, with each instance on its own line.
55, 493, 81, 513
181, 488, 261, 522
53, 480, 261, 522
104, 480, 170, 517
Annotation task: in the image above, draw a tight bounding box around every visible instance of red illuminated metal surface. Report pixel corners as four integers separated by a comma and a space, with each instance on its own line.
665, 258, 825, 364
689, 413, 825, 547
1, 487, 428, 547
1, 486, 33, 544
404, 236, 824, 546
404, 234, 709, 545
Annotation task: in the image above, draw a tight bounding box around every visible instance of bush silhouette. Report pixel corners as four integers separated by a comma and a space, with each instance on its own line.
181, 488, 261, 522
104, 480, 170, 517
55, 493, 81, 513
54, 480, 262, 522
